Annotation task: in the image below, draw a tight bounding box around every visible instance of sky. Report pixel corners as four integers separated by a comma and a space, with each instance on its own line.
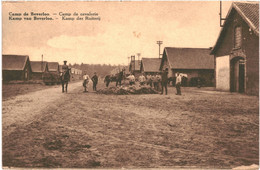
2, 1, 237, 65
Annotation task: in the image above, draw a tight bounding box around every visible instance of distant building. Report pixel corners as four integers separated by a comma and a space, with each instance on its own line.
30, 61, 48, 80
129, 60, 141, 76
70, 68, 82, 81
2, 55, 32, 82
110, 66, 126, 76
160, 47, 214, 86
48, 62, 60, 73
211, 2, 259, 95
140, 58, 161, 75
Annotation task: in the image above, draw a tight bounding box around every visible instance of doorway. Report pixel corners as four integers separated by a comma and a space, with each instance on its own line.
230, 57, 245, 93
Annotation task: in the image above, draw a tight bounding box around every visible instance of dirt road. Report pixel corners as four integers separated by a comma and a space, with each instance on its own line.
2, 82, 259, 169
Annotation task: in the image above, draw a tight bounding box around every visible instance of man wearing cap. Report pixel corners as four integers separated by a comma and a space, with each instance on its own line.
62, 60, 69, 74
91, 72, 98, 91
161, 68, 168, 95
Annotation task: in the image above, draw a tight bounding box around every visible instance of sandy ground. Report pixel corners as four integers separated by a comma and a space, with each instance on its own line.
2, 82, 259, 169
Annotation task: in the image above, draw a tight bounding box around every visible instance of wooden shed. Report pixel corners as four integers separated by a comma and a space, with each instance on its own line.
211, 2, 259, 95
140, 58, 161, 75
30, 61, 48, 80
2, 55, 32, 82
48, 62, 60, 73
160, 47, 214, 86
129, 60, 141, 77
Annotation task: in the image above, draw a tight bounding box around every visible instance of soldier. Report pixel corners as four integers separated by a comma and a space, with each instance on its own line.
161, 68, 168, 95
146, 74, 152, 87
61, 60, 69, 74
91, 72, 98, 91
156, 72, 162, 91
176, 72, 182, 95
61, 60, 70, 93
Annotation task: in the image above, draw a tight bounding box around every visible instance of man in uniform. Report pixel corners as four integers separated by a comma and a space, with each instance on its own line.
91, 72, 98, 91
161, 68, 168, 95
146, 74, 152, 87
176, 72, 182, 95
62, 60, 69, 74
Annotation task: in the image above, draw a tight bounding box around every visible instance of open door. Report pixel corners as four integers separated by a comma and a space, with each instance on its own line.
230, 57, 245, 93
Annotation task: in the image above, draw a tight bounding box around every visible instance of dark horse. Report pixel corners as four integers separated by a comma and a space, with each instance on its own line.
60, 69, 71, 93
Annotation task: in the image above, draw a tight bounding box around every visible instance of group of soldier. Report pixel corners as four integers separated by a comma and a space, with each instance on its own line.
124, 68, 182, 95
82, 72, 98, 92
81, 68, 182, 95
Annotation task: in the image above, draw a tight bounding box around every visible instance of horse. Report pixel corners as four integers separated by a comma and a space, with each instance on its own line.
60, 69, 71, 93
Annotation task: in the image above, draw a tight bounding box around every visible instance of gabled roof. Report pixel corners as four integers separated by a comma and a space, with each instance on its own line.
2, 55, 29, 71
211, 2, 259, 54
30, 61, 48, 73
234, 2, 259, 35
141, 58, 161, 72
164, 47, 214, 69
48, 62, 59, 72
130, 60, 141, 71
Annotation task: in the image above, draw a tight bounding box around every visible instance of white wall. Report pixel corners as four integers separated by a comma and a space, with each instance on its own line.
216, 55, 230, 91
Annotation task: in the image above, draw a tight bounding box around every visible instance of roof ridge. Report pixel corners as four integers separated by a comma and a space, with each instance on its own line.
165, 47, 211, 50
233, 1, 259, 4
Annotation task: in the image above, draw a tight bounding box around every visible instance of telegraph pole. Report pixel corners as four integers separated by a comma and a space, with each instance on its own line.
136, 53, 141, 65
41, 54, 43, 72
157, 41, 163, 58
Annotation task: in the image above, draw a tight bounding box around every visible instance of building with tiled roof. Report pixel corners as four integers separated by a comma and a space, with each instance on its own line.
140, 58, 161, 75
129, 60, 141, 77
48, 62, 60, 73
211, 2, 259, 95
160, 47, 214, 86
2, 55, 32, 81
30, 61, 48, 80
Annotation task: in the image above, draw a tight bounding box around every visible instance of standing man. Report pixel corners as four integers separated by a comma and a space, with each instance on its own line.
91, 72, 98, 91
161, 68, 168, 95
156, 72, 162, 91
83, 73, 91, 92
146, 74, 152, 87
61, 60, 70, 93
152, 74, 158, 90
62, 60, 69, 74
176, 72, 182, 95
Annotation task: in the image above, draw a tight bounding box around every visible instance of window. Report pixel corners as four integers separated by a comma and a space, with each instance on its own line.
234, 26, 242, 48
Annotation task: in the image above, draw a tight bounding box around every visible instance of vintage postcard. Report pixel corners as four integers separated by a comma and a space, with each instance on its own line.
2, 1, 259, 169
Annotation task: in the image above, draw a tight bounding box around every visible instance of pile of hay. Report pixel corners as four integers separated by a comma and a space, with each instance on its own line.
96, 85, 159, 95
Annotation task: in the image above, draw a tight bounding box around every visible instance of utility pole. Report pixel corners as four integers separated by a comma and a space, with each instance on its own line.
219, 0, 226, 27
131, 55, 135, 73
41, 54, 43, 72
157, 41, 163, 58
136, 53, 141, 65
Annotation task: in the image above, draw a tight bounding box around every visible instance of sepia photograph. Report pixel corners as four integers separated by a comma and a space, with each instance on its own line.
2, 1, 259, 169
